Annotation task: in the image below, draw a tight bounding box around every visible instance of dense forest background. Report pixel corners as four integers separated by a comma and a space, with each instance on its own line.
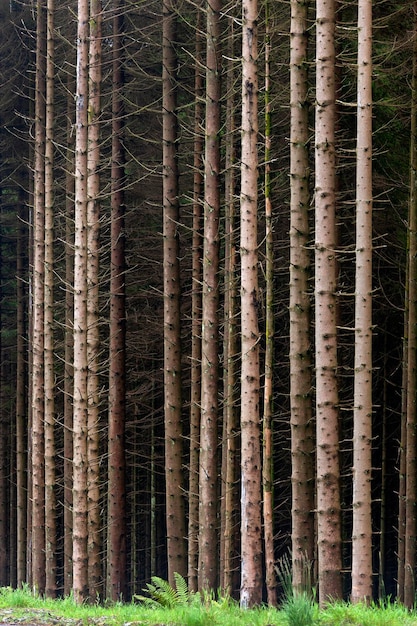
0, 0, 415, 610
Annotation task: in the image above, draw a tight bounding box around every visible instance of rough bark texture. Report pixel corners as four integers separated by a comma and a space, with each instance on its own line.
31, 0, 46, 594
240, 0, 262, 608
404, 4, 417, 609
73, 0, 90, 602
198, 0, 222, 593
315, 0, 342, 604
188, 4, 203, 593
162, 0, 187, 584
44, 0, 57, 596
87, 0, 103, 597
107, 1, 127, 600
290, 0, 315, 595
351, 0, 373, 604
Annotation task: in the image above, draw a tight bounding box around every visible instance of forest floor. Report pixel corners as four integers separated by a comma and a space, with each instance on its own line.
2, 589, 417, 626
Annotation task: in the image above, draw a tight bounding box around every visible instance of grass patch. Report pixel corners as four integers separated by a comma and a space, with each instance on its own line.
0, 587, 417, 625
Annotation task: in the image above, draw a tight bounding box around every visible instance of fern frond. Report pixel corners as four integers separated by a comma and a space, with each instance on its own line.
173, 572, 189, 604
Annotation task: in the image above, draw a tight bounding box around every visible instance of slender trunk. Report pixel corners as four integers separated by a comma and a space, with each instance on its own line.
73, 0, 90, 601
315, 0, 342, 603
351, 0, 373, 604
32, 0, 46, 593
240, 0, 262, 607
107, 1, 127, 600
221, 16, 240, 599
188, 2, 203, 593
162, 0, 187, 584
290, 0, 315, 595
404, 4, 417, 608
44, 0, 56, 596
198, 0, 222, 593
87, 0, 103, 597
263, 7, 276, 605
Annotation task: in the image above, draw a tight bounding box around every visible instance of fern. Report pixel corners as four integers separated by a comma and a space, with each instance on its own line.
134, 573, 200, 608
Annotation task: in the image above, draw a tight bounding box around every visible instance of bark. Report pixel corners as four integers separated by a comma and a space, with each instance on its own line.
289, 0, 315, 595
16, 197, 27, 587
240, 0, 262, 607
221, 16, 240, 599
162, 0, 187, 584
315, 0, 342, 604
87, 0, 103, 597
198, 0, 222, 593
351, 0, 373, 604
404, 4, 417, 609
107, 0, 127, 600
44, 0, 57, 596
263, 8, 276, 605
31, 0, 47, 594
73, 0, 90, 601
188, 2, 203, 593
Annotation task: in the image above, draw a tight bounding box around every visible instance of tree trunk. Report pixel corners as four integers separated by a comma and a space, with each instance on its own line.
107, 0, 127, 600
198, 0, 222, 593
404, 4, 417, 609
73, 0, 90, 601
162, 0, 187, 585
188, 1, 203, 593
315, 0, 342, 604
263, 7, 276, 605
351, 0, 373, 604
44, 0, 57, 596
290, 0, 315, 595
240, 0, 262, 606
31, 0, 47, 594
87, 0, 103, 598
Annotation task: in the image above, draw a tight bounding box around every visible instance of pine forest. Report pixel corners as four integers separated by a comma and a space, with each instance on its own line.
0, 0, 416, 609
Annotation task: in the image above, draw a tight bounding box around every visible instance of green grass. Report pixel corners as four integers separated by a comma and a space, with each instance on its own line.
0, 587, 417, 626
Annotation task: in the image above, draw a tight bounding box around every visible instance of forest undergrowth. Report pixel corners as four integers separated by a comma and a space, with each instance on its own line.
0, 586, 417, 626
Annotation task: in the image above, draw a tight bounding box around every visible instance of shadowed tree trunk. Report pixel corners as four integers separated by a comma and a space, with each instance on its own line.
240, 0, 262, 607
198, 0, 222, 593
107, 0, 127, 600
315, 0, 342, 604
162, 0, 187, 585
351, 0, 373, 604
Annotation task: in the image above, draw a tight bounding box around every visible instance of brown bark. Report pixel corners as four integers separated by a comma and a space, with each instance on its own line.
289, 0, 315, 595
162, 0, 187, 584
351, 0, 373, 604
404, 4, 417, 609
198, 0, 222, 593
315, 0, 342, 604
31, 0, 46, 594
73, 0, 90, 601
107, 0, 127, 600
44, 0, 57, 596
188, 2, 203, 594
87, 0, 103, 597
240, 0, 262, 607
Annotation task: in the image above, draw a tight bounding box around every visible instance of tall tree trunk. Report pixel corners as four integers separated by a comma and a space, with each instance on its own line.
162, 0, 187, 585
315, 0, 342, 604
73, 0, 90, 601
404, 4, 417, 609
31, 0, 47, 594
240, 0, 262, 607
290, 0, 315, 595
16, 196, 27, 587
351, 0, 373, 604
44, 0, 57, 596
107, 0, 127, 600
263, 7, 276, 605
188, 2, 203, 593
87, 0, 103, 597
198, 0, 222, 593
221, 16, 240, 599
